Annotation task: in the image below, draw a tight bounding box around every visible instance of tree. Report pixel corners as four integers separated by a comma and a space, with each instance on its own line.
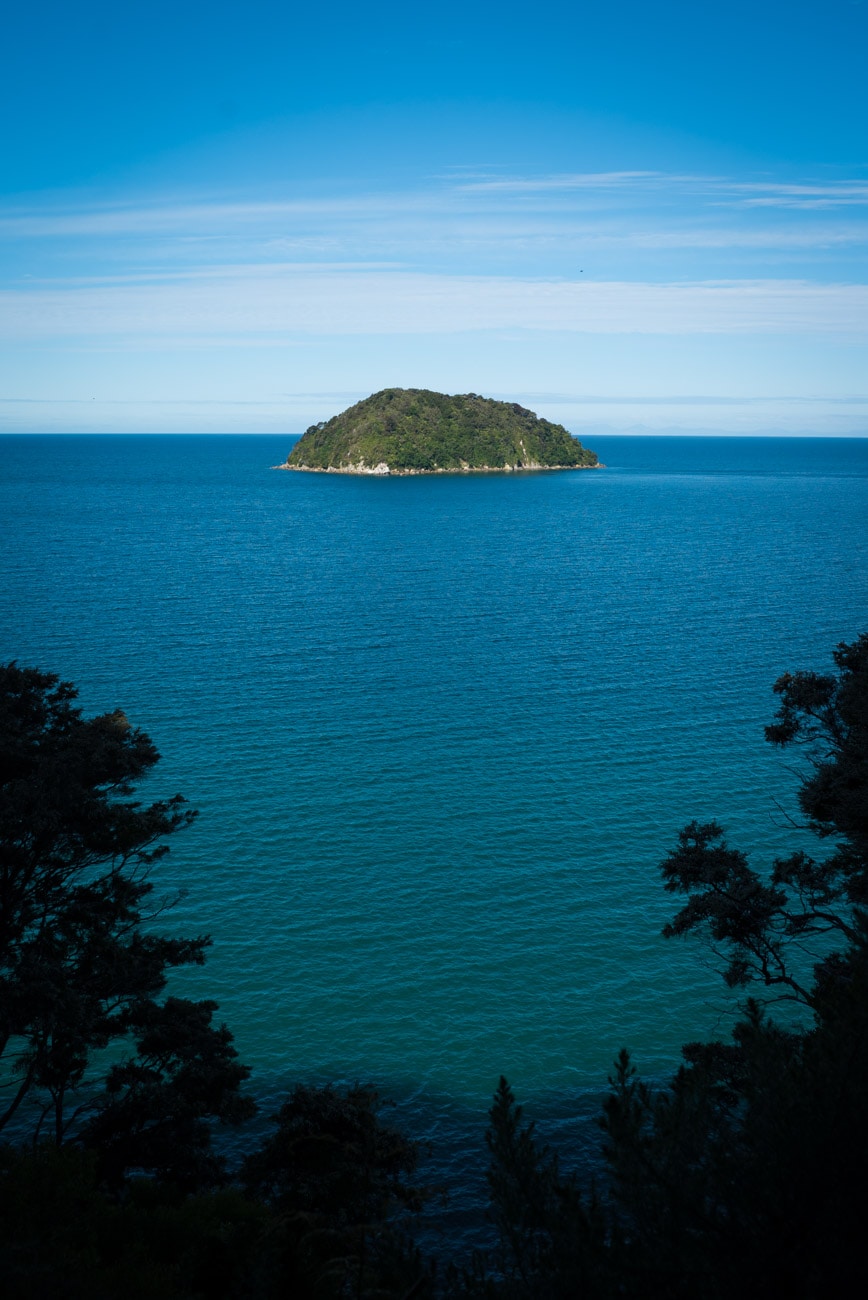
0, 1141, 272, 1300
659, 632, 868, 1006
83, 996, 254, 1191
0, 663, 251, 1182
242, 1083, 433, 1297
473, 1077, 610, 1300
594, 634, 868, 1297
470, 635, 868, 1298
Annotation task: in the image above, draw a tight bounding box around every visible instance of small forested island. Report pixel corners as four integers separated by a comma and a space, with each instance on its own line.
279, 387, 599, 474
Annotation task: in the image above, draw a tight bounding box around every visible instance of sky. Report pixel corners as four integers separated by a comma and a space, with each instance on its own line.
2, 0, 867, 435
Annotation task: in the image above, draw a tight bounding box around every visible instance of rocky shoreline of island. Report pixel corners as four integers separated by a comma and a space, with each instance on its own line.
273, 460, 603, 475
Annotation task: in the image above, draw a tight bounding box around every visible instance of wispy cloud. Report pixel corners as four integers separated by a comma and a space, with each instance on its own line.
725, 181, 868, 209
4, 169, 868, 249
455, 171, 868, 208
0, 193, 452, 241
3, 268, 867, 340
2, 165, 867, 434
457, 170, 662, 192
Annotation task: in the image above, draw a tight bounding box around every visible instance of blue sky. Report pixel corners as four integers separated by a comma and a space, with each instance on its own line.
2, 0, 867, 433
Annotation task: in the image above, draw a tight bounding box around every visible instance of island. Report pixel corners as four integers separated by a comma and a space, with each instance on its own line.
277, 388, 600, 474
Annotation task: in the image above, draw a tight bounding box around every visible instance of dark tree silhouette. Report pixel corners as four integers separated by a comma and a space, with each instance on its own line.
661, 632, 868, 1006
469, 634, 868, 1299
83, 995, 254, 1190
0, 663, 251, 1183
243, 1082, 432, 1297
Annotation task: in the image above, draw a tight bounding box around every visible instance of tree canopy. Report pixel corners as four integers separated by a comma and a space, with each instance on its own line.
0, 663, 252, 1174
0, 664, 431, 1297
472, 633, 868, 1298
284, 388, 599, 473
660, 631, 868, 1005
2, 639, 867, 1296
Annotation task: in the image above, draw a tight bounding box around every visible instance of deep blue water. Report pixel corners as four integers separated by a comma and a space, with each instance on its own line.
1, 433, 867, 1217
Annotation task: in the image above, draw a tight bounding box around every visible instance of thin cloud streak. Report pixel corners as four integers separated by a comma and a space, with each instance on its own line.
4, 170, 868, 244
457, 170, 663, 191
7, 208, 866, 256
2, 164, 867, 435
3, 270, 867, 340
457, 171, 868, 204
0, 195, 445, 240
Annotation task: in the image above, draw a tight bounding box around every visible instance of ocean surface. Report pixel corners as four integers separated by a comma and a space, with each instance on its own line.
2, 433, 867, 1230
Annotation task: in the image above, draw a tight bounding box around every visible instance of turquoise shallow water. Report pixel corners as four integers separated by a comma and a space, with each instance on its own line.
1, 434, 867, 1136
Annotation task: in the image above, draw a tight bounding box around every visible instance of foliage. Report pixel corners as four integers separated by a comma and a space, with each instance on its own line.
286, 389, 599, 472
456, 1076, 611, 1300
466, 634, 868, 1299
0, 663, 252, 1181
83, 996, 255, 1191
0, 1143, 269, 1299
243, 1082, 434, 1298
0, 1081, 433, 1300
5, 638, 868, 1296
593, 941, 868, 1298
660, 631, 868, 1005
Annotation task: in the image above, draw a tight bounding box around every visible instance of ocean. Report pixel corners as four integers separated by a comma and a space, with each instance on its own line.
2, 432, 866, 1233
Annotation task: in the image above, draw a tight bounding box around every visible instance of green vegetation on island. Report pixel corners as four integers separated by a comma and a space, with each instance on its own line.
283, 388, 599, 473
